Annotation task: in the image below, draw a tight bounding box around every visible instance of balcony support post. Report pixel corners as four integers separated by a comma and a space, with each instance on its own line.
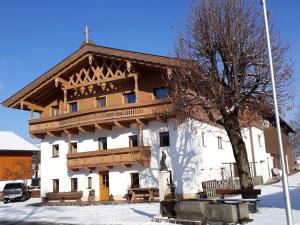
134, 74, 138, 102
63, 88, 67, 114
68, 133, 72, 153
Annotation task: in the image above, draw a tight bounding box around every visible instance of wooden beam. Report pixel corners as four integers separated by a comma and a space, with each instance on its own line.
22, 101, 44, 112
64, 128, 78, 135
88, 167, 96, 171
156, 116, 167, 123
124, 164, 132, 168
55, 77, 69, 88
79, 125, 95, 133
136, 119, 148, 126
31, 133, 45, 139
95, 123, 112, 130
114, 121, 130, 128
46, 131, 62, 137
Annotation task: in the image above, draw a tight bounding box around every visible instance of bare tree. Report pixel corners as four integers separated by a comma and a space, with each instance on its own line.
168, 0, 293, 196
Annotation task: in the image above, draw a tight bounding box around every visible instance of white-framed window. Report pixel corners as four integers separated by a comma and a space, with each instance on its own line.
217, 136, 223, 149
52, 144, 59, 157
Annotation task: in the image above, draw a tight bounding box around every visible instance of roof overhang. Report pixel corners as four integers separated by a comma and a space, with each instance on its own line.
2, 43, 178, 109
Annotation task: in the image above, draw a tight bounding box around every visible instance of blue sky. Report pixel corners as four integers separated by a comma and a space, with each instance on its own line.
0, 0, 299, 143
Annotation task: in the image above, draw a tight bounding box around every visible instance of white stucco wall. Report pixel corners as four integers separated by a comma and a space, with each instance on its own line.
39, 119, 273, 200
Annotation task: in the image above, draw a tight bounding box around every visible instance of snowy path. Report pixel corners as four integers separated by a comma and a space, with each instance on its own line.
0, 172, 300, 225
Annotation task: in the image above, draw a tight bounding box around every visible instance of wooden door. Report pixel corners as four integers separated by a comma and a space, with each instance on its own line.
99, 171, 109, 201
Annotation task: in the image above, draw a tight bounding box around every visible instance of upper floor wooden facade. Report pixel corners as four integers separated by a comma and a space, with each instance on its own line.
2, 43, 177, 139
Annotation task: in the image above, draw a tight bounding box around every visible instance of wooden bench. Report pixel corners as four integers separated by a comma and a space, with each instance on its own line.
128, 187, 159, 202
43, 191, 83, 204
216, 188, 261, 213
215, 188, 261, 198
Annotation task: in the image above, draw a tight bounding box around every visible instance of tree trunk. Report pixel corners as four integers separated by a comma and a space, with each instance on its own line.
221, 110, 254, 198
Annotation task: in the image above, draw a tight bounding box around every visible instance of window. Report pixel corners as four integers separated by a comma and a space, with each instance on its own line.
201, 132, 206, 147
153, 87, 168, 100
71, 178, 78, 192
52, 105, 59, 116
69, 102, 78, 112
98, 97, 106, 107
53, 179, 59, 192
258, 135, 262, 147
129, 135, 139, 147
87, 177, 92, 189
131, 173, 139, 188
98, 137, 107, 150
124, 92, 136, 104
217, 136, 223, 149
159, 132, 170, 147
71, 142, 77, 153
52, 144, 59, 157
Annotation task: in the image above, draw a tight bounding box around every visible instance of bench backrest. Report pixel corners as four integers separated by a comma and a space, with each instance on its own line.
216, 188, 261, 196
46, 191, 83, 198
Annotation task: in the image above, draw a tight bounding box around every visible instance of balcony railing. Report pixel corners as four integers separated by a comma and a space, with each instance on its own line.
29, 100, 173, 136
66, 146, 151, 170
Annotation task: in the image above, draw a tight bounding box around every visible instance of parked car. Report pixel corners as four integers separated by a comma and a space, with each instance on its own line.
3, 183, 30, 203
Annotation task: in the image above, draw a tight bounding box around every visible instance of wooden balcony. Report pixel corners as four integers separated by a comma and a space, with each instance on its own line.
66, 146, 151, 171
29, 100, 173, 138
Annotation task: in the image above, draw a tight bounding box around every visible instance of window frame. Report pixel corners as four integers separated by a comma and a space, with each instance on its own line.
69, 102, 78, 113
70, 142, 78, 153
130, 172, 140, 188
217, 136, 223, 149
51, 105, 60, 117
98, 137, 108, 150
153, 87, 168, 100
71, 178, 78, 192
52, 144, 59, 158
87, 177, 92, 189
98, 97, 107, 108
159, 131, 170, 147
53, 179, 59, 192
123, 92, 136, 104
129, 135, 139, 147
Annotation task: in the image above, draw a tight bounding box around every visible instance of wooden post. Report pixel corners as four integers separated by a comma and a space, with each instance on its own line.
134, 74, 138, 103
63, 88, 67, 114
68, 134, 72, 153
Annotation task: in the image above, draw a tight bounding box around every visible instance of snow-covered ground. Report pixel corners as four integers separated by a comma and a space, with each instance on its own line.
0, 172, 300, 225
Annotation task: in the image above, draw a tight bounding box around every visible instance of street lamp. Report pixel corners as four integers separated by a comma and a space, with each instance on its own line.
261, 0, 293, 224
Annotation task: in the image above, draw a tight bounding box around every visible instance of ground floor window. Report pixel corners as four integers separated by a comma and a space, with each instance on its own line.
53, 179, 59, 192
130, 172, 139, 188
71, 178, 78, 192
87, 177, 92, 189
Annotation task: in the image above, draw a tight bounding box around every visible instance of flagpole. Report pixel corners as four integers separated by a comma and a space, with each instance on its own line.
261, 0, 293, 224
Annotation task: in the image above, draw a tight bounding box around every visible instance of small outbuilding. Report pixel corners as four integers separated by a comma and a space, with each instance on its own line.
0, 131, 40, 191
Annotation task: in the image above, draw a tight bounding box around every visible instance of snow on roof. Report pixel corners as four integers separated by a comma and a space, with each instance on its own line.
0, 131, 39, 151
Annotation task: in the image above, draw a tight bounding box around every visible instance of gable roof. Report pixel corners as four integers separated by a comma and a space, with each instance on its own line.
2, 43, 176, 108
0, 131, 40, 151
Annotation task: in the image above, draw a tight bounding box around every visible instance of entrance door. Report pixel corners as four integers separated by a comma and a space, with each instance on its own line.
99, 171, 109, 201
